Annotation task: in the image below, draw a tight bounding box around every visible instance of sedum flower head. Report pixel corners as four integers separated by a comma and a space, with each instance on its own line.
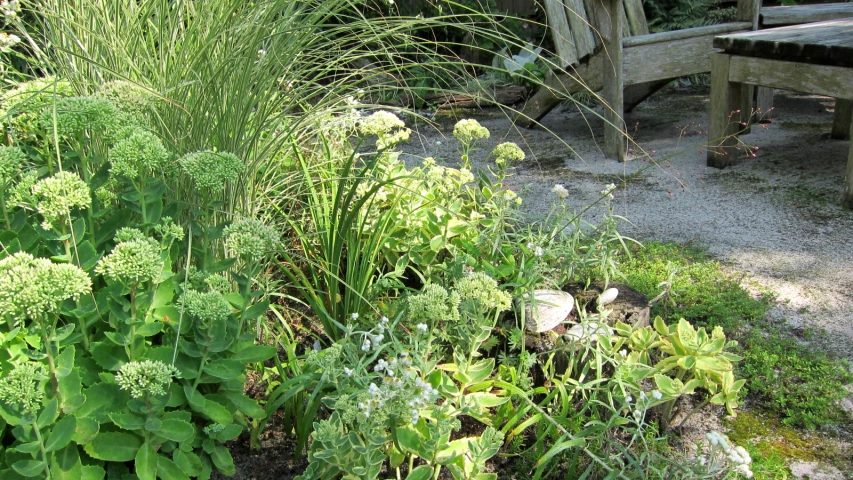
0, 362, 47, 414
0, 145, 26, 180
182, 289, 232, 322
453, 119, 490, 145
115, 360, 180, 399
31, 171, 91, 230
114, 227, 146, 243
109, 128, 169, 179
179, 150, 244, 191
154, 217, 185, 242
204, 274, 231, 294
407, 283, 460, 324
358, 111, 405, 136
38, 96, 119, 138
96, 237, 162, 284
492, 142, 525, 165
1, 77, 73, 132
97, 80, 153, 117
0, 252, 92, 319
455, 272, 511, 312
6, 170, 36, 210
376, 128, 411, 150
223, 218, 279, 260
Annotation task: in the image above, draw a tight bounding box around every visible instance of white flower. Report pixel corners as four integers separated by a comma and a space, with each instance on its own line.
534, 246, 543, 257
351, 312, 359, 321
651, 390, 663, 400
619, 349, 627, 357
374, 359, 388, 372
361, 339, 371, 352
600, 183, 617, 199
625, 395, 632, 403
343, 367, 353, 377
551, 184, 569, 199
416, 323, 428, 333
368, 383, 381, 397
258, 49, 266, 56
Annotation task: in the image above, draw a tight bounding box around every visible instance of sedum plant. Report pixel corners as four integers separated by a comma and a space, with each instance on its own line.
0, 87, 277, 479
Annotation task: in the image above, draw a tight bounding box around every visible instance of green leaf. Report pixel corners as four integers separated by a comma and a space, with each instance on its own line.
466, 358, 495, 385
37, 397, 59, 428
221, 392, 265, 418
203, 359, 243, 380
184, 386, 232, 425
75, 240, 100, 271
45, 415, 76, 452
231, 345, 276, 364
50, 444, 83, 480
240, 301, 269, 321
153, 419, 194, 443
83, 432, 142, 462
81, 465, 106, 480
135, 322, 163, 337
52, 324, 76, 344
135, 442, 157, 480
157, 453, 190, 480
11, 459, 46, 477
395, 426, 429, 459
211, 446, 236, 476
71, 416, 99, 444
90, 342, 128, 371
429, 234, 446, 252
78, 382, 129, 422
110, 413, 146, 431
172, 450, 202, 477
533, 437, 585, 479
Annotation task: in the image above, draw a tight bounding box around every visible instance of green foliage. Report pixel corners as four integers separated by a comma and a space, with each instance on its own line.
643, 0, 719, 32
739, 332, 853, 429
0, 88, 276, 479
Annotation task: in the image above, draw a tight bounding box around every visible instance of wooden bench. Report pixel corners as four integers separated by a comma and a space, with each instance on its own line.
707, 20, 853, 207
517, 1, 853, 160
517, 0, 760, 160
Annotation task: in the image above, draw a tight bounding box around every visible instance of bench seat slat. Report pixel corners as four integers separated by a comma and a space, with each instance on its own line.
760, 4, 853, 27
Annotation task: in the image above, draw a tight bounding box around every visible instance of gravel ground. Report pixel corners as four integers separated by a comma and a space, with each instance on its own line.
402, 86, 853, 362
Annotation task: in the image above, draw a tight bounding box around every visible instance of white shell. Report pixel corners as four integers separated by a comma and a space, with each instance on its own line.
522, 289, 574, 333
598, 287, 619, 306
564, 322, 613, 343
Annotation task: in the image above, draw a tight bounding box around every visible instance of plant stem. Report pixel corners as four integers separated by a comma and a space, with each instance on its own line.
192, 348, 210, 391
32, 422, 53, 480
0, 187, 9, 229
39, 317, 59, 396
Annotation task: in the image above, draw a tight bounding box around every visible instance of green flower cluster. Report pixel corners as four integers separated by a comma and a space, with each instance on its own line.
6, 170, 36, 210
96, 237, 162, 284
455, 272, 511, 312
376, 128, 412, 150
109, 128, 169, 179
31, 171, 91, 230
154, 217, 185, 242
115, 360, 180, 399
98, 80, 153, 116
38, 96, 119, 138
0, 362, 47, 413
0, 252, 92, 319
358, 111, 405, 136
1, 77, 73, 133
0, 145, 25, 180
179, 150, 244, 191
407, 283, 461, 325
452, 119, 490, 145
223, 218, 280, 261
492, 142, 525, 166
204, 274, 231, 294
182, 289, 232, 322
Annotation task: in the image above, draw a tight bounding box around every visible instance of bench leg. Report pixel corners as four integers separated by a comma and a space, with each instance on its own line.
755, 87, 774, 123
831, 99, 852, 140
842, 118, 853, 209
602, 0, 625, 161
708, 53, 745, 168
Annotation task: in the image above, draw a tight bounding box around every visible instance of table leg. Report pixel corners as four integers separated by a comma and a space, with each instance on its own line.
708, 53, 745, 168
756, 87, 774, 123
842, 118, 853, 209
831, 99, 852, 140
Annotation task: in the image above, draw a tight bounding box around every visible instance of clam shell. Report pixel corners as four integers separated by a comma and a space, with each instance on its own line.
598, 287, 619, 306
522, 289, 574, 332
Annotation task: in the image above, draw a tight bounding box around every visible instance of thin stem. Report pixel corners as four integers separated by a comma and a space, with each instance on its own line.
38, 318, 59, 396
129, 283, 138, 360
0, 187, 9, 229
32, 423, 53, 480
674, 398, 711, 430
192, 348, 210, 392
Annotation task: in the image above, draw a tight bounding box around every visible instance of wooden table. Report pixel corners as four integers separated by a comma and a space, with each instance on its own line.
707, 19, 853, 207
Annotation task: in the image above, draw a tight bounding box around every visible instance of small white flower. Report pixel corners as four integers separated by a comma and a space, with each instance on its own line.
368, 383, 381, 397
619, 349, 627, 357
534, 246, 544, 257
361, 339, 371, 352
526, 242, 534, 250
258, 49, 266, 56
343, 367, 353, 377
551, 184, 569, 199
625, 395, 633, 403
351, 312, 359, 321
600, 183, 617, 199
639, 391, 647, 401
374, 359, 388, 372
416, 323, 428, 333
380, 316, 389, 324
651, 390, 663, 400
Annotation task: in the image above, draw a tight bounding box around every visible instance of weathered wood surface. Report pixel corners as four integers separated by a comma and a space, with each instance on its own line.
708, 54, 746, 168
832, 99, 853, 140
565, 0, 597, 60
760, 3, 853, 27
844, 119, 853, 209
602, 0, 625, 160
727, 56, 853, 100
623, 22, 750, 47
737, 0, 761, 29
713, 19, 853, 68
623, 0, 648, 36
544, 0, 579, 66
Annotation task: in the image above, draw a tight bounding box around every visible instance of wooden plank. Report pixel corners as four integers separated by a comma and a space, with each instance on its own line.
760, 4, 853, 27
623, 0, 648, 36
832, 99, 853, 140
619, 1, 630, 39
708, 53, 745, 168
603, 0, 625, 160
736, 0, 761, 29
515, 57, 605, 128
624, 80, 670, 112
545, 0, 579, 66
623, 33, 742, 85
755, 87, 774, 123
565, 0, 597, 60
844, 120, 853, 209
728, 56, 853, 100
584, 0, 608, 45
623, 22, 751, 47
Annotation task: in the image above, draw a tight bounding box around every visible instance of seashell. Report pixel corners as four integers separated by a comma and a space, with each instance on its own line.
521, 289, 574, 333
598, 287, 619, 306
563, 322, 613, 343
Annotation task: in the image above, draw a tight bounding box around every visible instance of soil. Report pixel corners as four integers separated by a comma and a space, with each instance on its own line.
220, 86, 853, 479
